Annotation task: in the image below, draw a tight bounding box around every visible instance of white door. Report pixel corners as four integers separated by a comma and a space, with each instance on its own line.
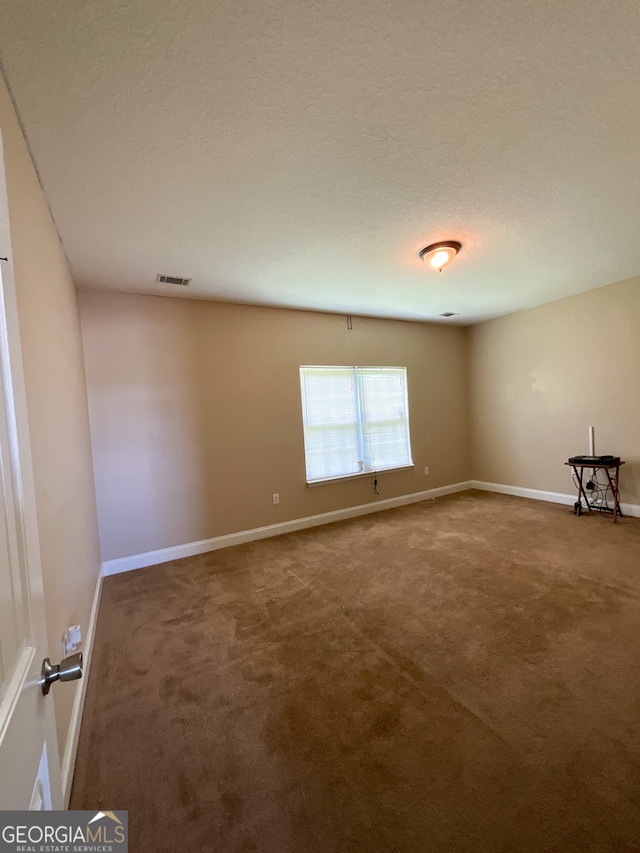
0, 129, 63, 810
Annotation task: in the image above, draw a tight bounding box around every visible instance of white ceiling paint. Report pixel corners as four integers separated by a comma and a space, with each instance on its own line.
1, 0, 639, 324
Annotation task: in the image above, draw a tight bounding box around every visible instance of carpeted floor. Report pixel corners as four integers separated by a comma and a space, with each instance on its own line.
70, 490, 640, 852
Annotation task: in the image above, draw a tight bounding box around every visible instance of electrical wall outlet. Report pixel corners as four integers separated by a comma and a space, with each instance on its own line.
272, 493, 280, 505
424, 467, 429, 475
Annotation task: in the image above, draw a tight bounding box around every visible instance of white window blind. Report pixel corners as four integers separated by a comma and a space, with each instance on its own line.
299, 366, 413, 483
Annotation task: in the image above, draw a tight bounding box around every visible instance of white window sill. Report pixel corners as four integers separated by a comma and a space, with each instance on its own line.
306, 464, 415, 487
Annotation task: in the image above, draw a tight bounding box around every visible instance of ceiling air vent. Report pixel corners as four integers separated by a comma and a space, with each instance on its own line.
156, 274, 191, 286
440, 312, 460, 318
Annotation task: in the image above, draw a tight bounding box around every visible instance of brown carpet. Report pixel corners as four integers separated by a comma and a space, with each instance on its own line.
70, 490, 640, 852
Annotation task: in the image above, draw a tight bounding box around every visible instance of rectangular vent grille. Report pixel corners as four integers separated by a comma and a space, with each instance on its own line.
440, 312, 460, 318
157, 274, 191, 286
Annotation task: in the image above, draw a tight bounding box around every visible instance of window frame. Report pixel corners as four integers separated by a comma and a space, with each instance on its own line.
299, 365, 414, 486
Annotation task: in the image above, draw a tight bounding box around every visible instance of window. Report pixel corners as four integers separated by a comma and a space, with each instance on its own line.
299, 366, 413, 484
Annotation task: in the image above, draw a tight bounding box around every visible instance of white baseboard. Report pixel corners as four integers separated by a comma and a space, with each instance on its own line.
102, 481, 473, 576
101, 479, 638, 579
619, 502, 640, 518
471, 480, 576, 506
61, 569, 104, 806
471, 480, 640, 518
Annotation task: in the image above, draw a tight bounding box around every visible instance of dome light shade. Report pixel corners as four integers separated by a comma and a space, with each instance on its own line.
419, 241, 462, 272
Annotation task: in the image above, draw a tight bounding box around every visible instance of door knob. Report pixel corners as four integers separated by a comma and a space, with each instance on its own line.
41, 653, 83, 695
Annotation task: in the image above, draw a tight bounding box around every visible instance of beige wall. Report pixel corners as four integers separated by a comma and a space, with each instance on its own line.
468, 275, 640, 504
79, 291, 471, 562
0, 77, 101, 755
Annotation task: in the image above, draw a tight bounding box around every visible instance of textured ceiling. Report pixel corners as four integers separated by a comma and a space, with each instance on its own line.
1, 0, 640, 323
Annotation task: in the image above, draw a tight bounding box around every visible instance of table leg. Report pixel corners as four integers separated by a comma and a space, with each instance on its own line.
573, 465, 592, 513
604, 465, 624, 522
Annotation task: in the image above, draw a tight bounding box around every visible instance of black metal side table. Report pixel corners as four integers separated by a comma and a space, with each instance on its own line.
565, 460, 625, 523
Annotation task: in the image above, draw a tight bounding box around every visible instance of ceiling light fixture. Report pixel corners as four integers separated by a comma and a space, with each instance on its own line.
419, 241, 462, 272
